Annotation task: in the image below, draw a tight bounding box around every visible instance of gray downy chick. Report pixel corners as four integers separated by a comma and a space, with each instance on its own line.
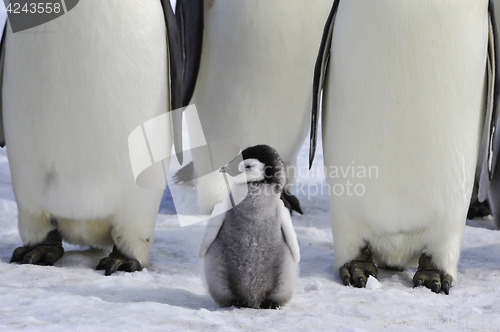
199, 145, 300, 309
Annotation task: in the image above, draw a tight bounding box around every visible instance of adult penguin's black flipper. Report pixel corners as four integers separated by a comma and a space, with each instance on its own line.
486, 0, 500, 180
479, 0, 500, 202
309, 0, 340, 169
176, 0, 204, 107
0, 20, 7, 148
160, 0, 184, 165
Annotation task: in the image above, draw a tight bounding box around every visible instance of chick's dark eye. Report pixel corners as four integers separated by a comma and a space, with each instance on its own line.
246, 165, 252, 169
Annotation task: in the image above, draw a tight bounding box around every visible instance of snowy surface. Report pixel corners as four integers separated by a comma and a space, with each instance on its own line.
1, 133, 500, 332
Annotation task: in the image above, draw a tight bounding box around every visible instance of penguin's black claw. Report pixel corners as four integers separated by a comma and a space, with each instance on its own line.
339, 247, 378, 288
467, 199, 491, 219
10, 230, 64, 266
413, 278, 423, 288
441, 275, 452, 295
22, 256, 34, 265
121, 259, 141, 273
260, 299, 281, 310
229, 299, 248, 309
353, 275, 366, 288
280, 191, 303, 215
430, 280, 440, 294
339, 265, 351, 286
96, 246, 141, 276
412, 254, 452, 295
11, 246, 33, 263
96, 257, 117, 276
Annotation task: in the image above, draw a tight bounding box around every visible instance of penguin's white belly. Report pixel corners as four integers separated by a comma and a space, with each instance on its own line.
189, 0, 333, 213
191, 0, 333, 161
3, 0, 170, 221
323, 1, 488, 268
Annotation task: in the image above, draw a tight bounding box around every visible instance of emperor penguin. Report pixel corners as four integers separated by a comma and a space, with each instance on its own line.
468, 0, 500, 221
199, 145, 300, 309
479, 0, 500, 228
174, 0, 334, 214
486, 122, 500, 228
0, 0, 184, 275
310, 0, 499, 294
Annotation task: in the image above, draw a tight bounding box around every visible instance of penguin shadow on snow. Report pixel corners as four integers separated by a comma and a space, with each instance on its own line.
377, 268, 416, 289
297, 248, 336, 281
7, 247, 217, 310
55, 247, 111, 268
298, 262, 337, 282
41, 246, 218, 310
45, 283, 214, 310
459, 243, 500, 271
466, 217, 499, 231
158, 185, 178, 215
0, 244, 18, 263
48, 250, 215, 310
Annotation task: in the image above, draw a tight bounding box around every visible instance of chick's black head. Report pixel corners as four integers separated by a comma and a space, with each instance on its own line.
241, 145, 286, 187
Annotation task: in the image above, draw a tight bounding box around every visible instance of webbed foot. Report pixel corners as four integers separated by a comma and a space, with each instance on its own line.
229, 299, 249, 308
96, 246, 141, 276
339, 247, 378, 288
10, 230, 64, 266
413, 254, 452, 295
467, 199, 491, 219
260, 299, 281, 309
281, 190, 303, 215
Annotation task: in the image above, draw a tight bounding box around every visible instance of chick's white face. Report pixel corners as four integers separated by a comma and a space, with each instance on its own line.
231, 158, 266, 185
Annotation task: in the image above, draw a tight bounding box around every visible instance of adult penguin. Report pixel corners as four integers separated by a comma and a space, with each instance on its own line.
0, 0, 184, 275
310, 0, 499, 294
175, 0, 334, 214
478, 0, 500, 227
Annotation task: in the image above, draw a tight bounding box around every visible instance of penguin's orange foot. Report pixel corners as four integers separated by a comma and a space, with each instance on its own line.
10, 230, 64, 266
96, 246, 141, 276
413, 254, 452, 295
339, 247, 378, 288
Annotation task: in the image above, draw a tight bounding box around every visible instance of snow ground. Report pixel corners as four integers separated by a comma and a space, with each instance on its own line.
1, 134, 500, 332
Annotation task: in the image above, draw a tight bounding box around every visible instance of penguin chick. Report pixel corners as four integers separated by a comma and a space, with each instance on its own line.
199, 145, 300, 309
